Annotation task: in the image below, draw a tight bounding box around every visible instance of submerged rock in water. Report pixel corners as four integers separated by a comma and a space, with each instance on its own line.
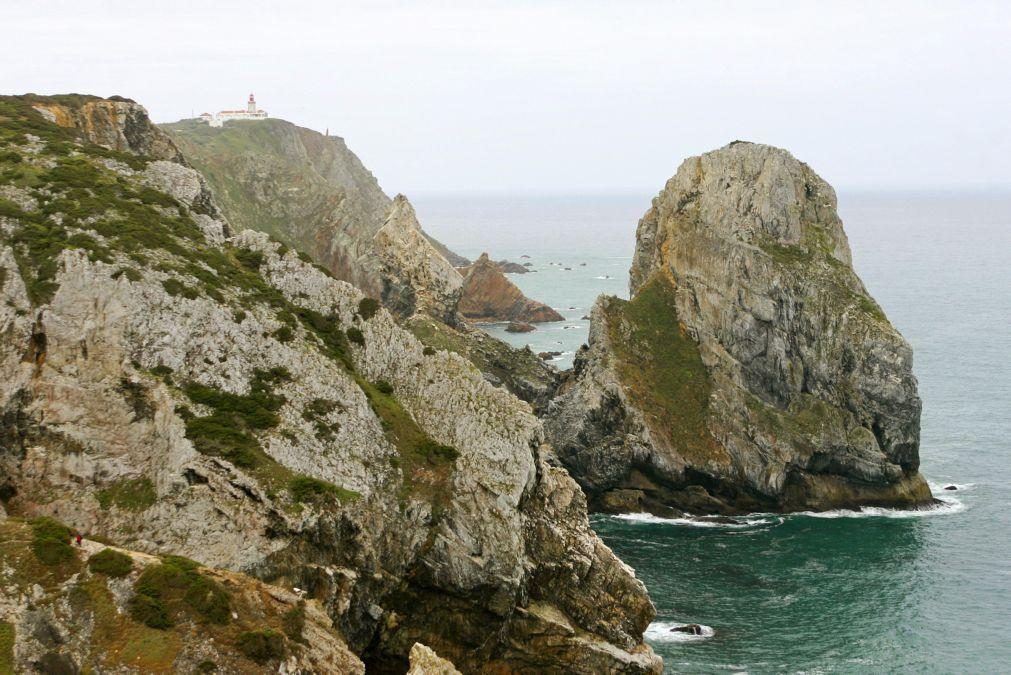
671, 624, 704, 635
944, 485, 958, 490
546, 141, 933, 515
506, 321, 536, 333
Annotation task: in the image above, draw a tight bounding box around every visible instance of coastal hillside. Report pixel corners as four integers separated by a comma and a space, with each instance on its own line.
547, 142, 933, 515
162, 117, 560, 406
0, 94, 660, 673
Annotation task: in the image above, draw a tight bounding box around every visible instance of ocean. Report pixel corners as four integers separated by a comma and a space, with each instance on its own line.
414, 191, 1011, 673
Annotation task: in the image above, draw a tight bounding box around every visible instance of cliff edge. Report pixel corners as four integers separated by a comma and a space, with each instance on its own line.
547, 142, 932, 514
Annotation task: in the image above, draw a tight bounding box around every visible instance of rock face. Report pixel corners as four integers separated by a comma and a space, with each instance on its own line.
162, 118, 462, 322
0, 95, 659, 673
373, 195, 463, 324
547, 142, 932, 514
0, 520, 364, 673
459, 253, 564, 323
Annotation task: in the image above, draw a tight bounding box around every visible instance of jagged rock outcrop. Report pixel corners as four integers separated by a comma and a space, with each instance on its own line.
0, 520, 364, 673
0, 95, 659, 672
373, 195, 463, 324
407, 642, 461, 674
459, 253, 564, 323
547, 142, 932, 514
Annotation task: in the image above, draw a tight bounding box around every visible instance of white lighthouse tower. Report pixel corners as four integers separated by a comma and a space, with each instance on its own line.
247, 93, 257, 113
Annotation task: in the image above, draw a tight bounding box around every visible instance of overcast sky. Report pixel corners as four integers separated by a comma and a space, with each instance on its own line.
4, 1, 1009, 194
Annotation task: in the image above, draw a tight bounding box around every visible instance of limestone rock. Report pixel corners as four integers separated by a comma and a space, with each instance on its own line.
459, 253, 564, 323
407, 642, 461, 674
373, 195, 463, 324
547, 142, 932, 514
0, 94, 659, 673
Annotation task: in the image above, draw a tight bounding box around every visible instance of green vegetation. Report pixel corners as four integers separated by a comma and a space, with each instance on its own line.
288, 476, 358, 505
294, 307, 352, 368
346, 326, 365, 346
0, 621, 13, 675
604, 276, 725, 465
162, 278, 200, 299
183, 367, 290, 468
30, 517, 74, 565
357, 297, 380, 320
422, 346, 437, 356
272, 325, 295, 342
130, 555, 230, 629
237, 629, 285, 663
358, 377, 459, 497
88, 548, 133, 577
374, 379, 394, 395
281, 601, 306, 643
301, 398, 341, 441
96, 477, 157, 512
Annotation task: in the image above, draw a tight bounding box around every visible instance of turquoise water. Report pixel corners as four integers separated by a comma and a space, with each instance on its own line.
415, 192, 1011, 673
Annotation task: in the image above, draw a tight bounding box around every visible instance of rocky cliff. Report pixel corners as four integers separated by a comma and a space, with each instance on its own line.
547, 142, 932, 515
163, 117, 559, 408
162, 117, 464, 323
0, 95, 660, 673
459, 253, 564, 323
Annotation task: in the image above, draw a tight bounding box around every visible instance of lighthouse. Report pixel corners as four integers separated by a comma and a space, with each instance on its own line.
200, 94, 270, 126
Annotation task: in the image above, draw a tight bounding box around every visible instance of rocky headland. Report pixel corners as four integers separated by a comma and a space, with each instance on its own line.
0, 95, 659, 673
546, 142, 933, 515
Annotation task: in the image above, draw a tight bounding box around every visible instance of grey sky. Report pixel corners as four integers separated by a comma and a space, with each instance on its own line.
4, 1, 1009, 194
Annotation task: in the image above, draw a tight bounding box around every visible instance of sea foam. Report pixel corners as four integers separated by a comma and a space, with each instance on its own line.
645, 621, 715, 642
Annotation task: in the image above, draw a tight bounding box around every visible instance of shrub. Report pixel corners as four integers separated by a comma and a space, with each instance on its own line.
129, 592, 171, 629
272, 325, 294, 343
422, 346, 436, 356
282, 601, 306, 643
346, 327, 365, 346
416, 438, 460, 463
88, 548, 133, 577
30, 517, 74, 565
357, 297, 380, 320
237, 630, 285, 663
183, 575, 231, 624
289, 476, 358, 505
162, 278, 199, 299
130, 555, 230, 628
374, 380, 394, 395
235, 248, 265, 270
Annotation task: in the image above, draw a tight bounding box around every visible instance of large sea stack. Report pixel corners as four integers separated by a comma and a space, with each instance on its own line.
547, 142, 933, 515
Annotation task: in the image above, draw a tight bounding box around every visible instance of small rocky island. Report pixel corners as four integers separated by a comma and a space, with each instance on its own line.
547, 142, 933, 515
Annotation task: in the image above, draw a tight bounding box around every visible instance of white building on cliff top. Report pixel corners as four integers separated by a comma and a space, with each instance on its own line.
198, 94, 268, 127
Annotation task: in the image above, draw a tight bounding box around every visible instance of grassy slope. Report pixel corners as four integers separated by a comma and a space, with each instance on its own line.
0, 519, 318, 672
602, 276, 726, 466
